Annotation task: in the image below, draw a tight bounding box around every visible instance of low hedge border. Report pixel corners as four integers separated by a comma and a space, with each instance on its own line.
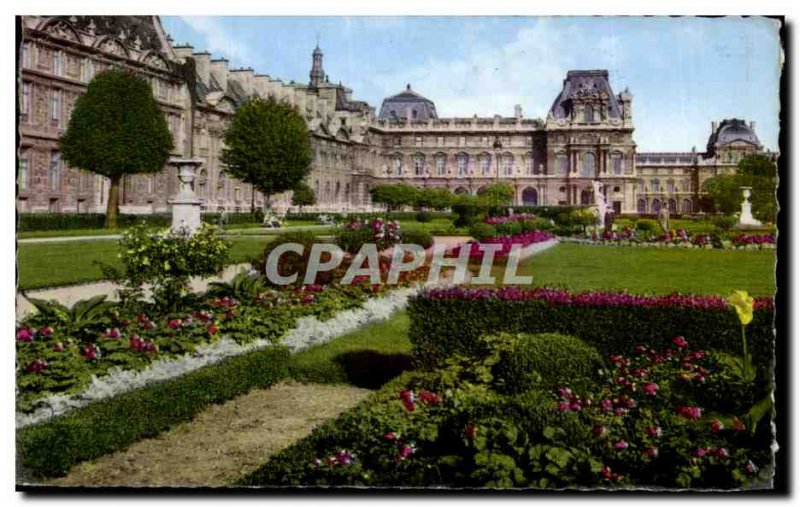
16, 346, 289, 480
17, 212, 262, 232
408, 287, 774, 369
285, 211, 453, 222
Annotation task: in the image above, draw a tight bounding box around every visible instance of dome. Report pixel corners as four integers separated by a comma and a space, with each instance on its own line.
708, 119, 761, 149
378, 84, 438, 121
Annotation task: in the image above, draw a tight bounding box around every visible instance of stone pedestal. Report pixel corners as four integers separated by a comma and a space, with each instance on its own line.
168, 158, 204, 235
738, 187, 763, 227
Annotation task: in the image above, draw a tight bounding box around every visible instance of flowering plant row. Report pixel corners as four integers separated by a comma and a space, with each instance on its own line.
450, 230, 556, 263
571, 227, 776, 250
483, 214, 537, 226
242, 333, 771, 489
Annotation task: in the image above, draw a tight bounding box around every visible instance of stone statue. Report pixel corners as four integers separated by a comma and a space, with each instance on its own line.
168, 158, 203, 235
658, 206, 670, 233
738, 187, 763, 226
591, 180, 609, 230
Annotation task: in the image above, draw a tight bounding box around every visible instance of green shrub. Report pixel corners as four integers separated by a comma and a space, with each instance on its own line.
401, 230, 434, 250
713, 215, 739, 232
468, 222, 498, 241
285, 211, 452, 222
407, 291, 774, 369
492, 333, 603, 394
452, 196, 488, 228
494, 220, 523, 236
334, 226, 375, 255
415, 210, 434, 223
635, 219, 659, 235
17, 346, 289, 479
258, 230, 321, 285
16, 212, 262, 232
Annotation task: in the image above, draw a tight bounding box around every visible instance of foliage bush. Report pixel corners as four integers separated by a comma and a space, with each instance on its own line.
415, 210, 434, 223
334, 219, 402, 255
712, 215, 739, 232
407, 288, 774, 370
468, 222, 499, 241
101, 224, 230, 310
635, 219, 659, 235
285, 211, 453, 222
258, 230, 323, 285
400, 230, 434, 250
17, 212, 262, 232
452, 195, 489, 228
492, 333, 604, 394
17, 346, 289, 479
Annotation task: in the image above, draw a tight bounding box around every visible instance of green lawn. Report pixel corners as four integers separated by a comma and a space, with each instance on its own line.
489, 242, 775, 296
399, 218, 467, 235
17, 236, 272, 291
288, 311, 412, 388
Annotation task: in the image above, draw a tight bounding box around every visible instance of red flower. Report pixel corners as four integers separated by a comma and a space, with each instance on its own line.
715, 447, 729, 459
642, 447, 659, 459
673, 336, 689, 349
384, 432, 398, 441
642, 382, 659, 396
207, 324, 219, 335
106, 328, 121, 339
613, 439, 629, 450
418, 390, 442, 405
25, 359, 48, 373
677, 405, 703, 420
396, 444, 416, 462
167, 319, 182, 329
600, 399, 613, 411
693, 447, 707, 457
732, 417, 746, 432
557, 401, 571, 412
592, 426, 608, 438
646, 426, 662, 438
39, 326, 53, 336
465, 424, 478, 439
16, 328, 35, 342
710, 419, 724, 432
53, 342, 64, 352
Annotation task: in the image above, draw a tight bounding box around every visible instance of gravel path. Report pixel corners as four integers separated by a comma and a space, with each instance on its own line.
47, 381, 371, 488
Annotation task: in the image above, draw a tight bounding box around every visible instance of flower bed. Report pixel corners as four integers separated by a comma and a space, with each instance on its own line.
450, 231, 556, 263
240, 333, 772, 489
408, 287, 774, 368
483, 213, 537, 226
568, 228, 776, 250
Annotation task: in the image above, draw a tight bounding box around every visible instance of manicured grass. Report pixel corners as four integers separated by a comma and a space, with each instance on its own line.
288, 311, 412, 388
490, 242, 775, 296
17, 229, 125, 239
398, 218, 467, 235
614, 217, 776, 235
17, 236, 272, 290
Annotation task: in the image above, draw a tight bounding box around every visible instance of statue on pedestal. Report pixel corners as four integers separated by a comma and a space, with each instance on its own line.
168, 158, 204, 235
591, 181, 609, 231
738, 187, 763, 226
658, 206, 670, 233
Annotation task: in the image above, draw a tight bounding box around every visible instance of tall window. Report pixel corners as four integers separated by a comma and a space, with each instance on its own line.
650, 179, 660, 193
21, 43, 31, 68
480, 154, 491, 176
526, 152, 536, 175
503, 154, 514, 176
393, 155, 403, 176
18, 150, 29, 190
556, 153, 568, 176
21, 82, 31, 122
435, 154, 446, 176
50, 89, 61, 127
457, 153, 469, 176
583, 106, 594, 123
413, 154, 425, 176
638, 179, 645, 193
667, 180, 676, 193
53, 50, 63, 77
581, 152, 595, 177
612, 152, 624, 175
48, 151, 61, 191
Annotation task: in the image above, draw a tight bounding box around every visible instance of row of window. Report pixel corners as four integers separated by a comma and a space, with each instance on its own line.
393, 135, 517, 149
314, 179, 351, 201
636, 179, 696, 194
636, 198, 693, 214
20, 82, 65, 127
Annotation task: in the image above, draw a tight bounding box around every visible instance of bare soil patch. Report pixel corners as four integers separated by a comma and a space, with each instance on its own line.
49, 381, 371, 488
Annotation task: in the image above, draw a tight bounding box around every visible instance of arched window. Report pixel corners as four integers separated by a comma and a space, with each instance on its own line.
580, 188, 593, 205
234, 187, 242, 201
479, 153, 491, 176
393, 154, 403, 176
555, 153, 569, 176
503, 154, 514, 175
457, 153, 469, 176
637, 199, 647, 213
435, 154, 447, 176
526, 152, 535, 175
522, 187, 538, 206
611, 152, 624, 175
682, 199, 693, 213
668, 199, 677, 214
335, 181, 341, 198
413, 154, 425, 176
651, 199, 662, 214
581, 152, 595, 177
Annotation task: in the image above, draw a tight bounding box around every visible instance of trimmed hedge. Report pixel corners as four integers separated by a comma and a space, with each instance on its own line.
18, 212, 262, 231
17, 346, 289, 479
408, 289, 774, 369
493, 333, 603, 394
285, 211, 453, 222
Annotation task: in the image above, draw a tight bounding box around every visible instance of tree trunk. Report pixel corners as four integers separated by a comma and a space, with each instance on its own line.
105, 174, 122, 229
251, 186, 256, 214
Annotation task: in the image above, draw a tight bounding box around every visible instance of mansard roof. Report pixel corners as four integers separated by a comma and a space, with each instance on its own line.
50, 16, 168, 53
378, 84, 438, 121
707, 119, 761, 150
549, 69, 623, 120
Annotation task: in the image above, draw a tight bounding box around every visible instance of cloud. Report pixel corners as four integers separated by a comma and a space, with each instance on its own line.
179, 16, 257, 67
389, 18, 628, 119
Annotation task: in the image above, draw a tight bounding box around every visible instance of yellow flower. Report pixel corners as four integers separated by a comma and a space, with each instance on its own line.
728, 290, 754, 326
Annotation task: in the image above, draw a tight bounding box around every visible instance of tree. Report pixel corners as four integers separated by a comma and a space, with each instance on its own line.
477, 182, 516, 213
416, 187, 454, 210
221, 96, 312, 212
702, 154, 777, 222
59, 70, 173, 228
291, 181, 316, 211
370, 184, 420, 213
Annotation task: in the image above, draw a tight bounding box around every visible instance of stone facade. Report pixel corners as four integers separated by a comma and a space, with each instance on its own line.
17, 16, 774, 216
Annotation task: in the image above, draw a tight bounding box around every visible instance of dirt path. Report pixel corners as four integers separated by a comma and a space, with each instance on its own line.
49, 381, 372, 488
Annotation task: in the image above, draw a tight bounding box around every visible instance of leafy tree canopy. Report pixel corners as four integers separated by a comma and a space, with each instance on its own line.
221, 96, 312, 199
702, 154, 777, 222
370, 183, 420, 210
291, 181, 316, 207
477, 182, 516, 207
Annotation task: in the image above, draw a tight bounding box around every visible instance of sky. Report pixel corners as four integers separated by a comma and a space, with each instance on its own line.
161, 16, 782, 152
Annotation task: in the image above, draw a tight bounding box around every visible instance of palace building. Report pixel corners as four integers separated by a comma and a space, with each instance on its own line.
17, 16, 773, 216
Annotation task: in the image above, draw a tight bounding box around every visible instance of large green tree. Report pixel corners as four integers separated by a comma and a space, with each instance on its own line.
59, 70, 173, 228
369, 183, 420, 213
221, 96, 312, 212
702, 154, 777, 222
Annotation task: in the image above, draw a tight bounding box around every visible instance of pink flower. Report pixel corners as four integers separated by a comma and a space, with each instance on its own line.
311, 458, 322, 466
302, 294, 315, 304
646, 426, 662, 438
16, 328, 35, 342
397, 444, 416, 462
465, 425, 478, 439
384, 432, 398, 441
336, 450, 354, 465
678, 405, 703, 420
715, 447, 729, 459
710, 419, 724, 432
601, 466, 613, 479
557, 387, 574, 400
569, 401, 582, 411
418, 390, 442, 405
557, 401, 571, 412
614, 407, 628, 416
106, 327, 121, 339
745, 461, 759, 474
39, 326, 53, 336
673, 336, 689, 349
632, 368, 649, 379
600, 399, 613, 411
167, 319, 182, 329
693, 447, 707, 458
25, 359, 48, 374
642, 382, 659, 396
614, 439, 629, 450
82, 344, 100, 360
592, 426, 608, 438
634, 345, 648, 354
642, 447, 659, 459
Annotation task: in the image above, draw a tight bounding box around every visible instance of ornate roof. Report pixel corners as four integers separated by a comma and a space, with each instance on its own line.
49, 16, 169, 53
378, 84, 438, 121
707, 119, 761, 150
549, 70, 622, 120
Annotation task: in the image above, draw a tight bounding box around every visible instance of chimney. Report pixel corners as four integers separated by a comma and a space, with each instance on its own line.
210, 58, 229, 91
750, 121, 756, 131
711, 121, 718, 133
254, 74, 271, 97
192, 51, 211, 85
514, 104, 523, 119
230, 67, 255, 95
173, 44, 194, 60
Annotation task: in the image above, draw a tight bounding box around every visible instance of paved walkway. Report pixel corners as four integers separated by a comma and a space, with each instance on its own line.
46, 382, 372, 487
